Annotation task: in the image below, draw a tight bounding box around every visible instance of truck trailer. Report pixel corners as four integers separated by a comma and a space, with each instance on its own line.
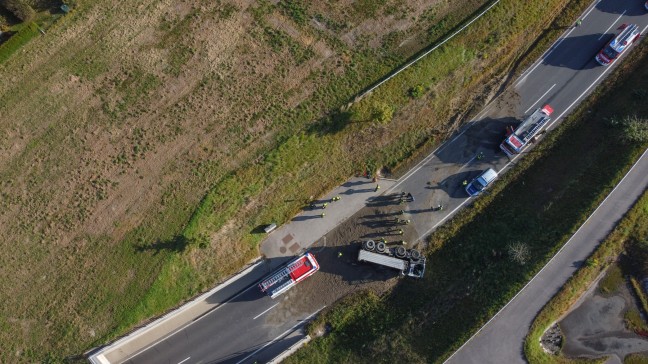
357, 240, 426, 278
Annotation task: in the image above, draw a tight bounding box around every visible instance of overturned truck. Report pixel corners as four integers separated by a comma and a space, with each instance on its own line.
357, 240, 426, 278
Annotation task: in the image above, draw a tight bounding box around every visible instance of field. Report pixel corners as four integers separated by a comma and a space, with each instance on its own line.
283, 32, 648, 364
0, 0, 603, 361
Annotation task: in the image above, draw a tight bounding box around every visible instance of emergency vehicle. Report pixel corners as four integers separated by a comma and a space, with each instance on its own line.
595, 23, 640, 66
258, 252, 319, 299
500, 105, 553, 157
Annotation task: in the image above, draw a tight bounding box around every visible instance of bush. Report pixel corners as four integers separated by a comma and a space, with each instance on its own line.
0, 0, 35, 22
371, 102, 394, 124
0, 22, 38, 64
409, 84, 425, 98
609, 115, 648, 143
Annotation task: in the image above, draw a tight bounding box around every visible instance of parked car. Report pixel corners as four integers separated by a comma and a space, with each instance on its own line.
465, 168, 498, 196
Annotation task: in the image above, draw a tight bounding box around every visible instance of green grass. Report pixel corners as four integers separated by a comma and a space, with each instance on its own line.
0, 21, 38, 64
284, 38, 648, 364
624, 353, 648, 364
599, 265, 623, 295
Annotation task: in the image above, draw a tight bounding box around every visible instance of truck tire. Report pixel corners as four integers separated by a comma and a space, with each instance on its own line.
376, 241, 386, 253
410, 249, 421, 261
395, 246, 407, 258
363, 240, 376, 251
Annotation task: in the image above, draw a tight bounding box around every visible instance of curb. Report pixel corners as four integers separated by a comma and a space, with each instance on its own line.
87, 256, 263, 363
267, 335, 312, 364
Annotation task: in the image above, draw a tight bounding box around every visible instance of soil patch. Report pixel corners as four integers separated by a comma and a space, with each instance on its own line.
560, 278, 648, 361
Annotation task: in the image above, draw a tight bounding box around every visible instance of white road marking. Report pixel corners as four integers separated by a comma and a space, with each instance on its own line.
444, 148, 648, 364
515, 0, 599, 87
234, 307, 326, 364
387, 104, 495, 194
417, 199, 471, 242
120, 282, 260, 363
178, 357, 191, 364
524, 84, 556, 114
598, 11, 626, 40
253, 303, 279, 320
643, 24, 648, 35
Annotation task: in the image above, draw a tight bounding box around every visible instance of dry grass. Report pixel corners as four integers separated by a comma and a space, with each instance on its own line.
0, 0, 495, 361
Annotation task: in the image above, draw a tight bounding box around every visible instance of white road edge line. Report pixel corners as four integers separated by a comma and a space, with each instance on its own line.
515, 0, 599, 87
549, 49, 628, 128
178, 357, 191, 364
387, 103, 495, 194
417, 199, 471, 242
444, 148, 648, 364
524, 84, 556, 114
598, 11, 626, 40
235, 306, 326, 364
253, 303, 279, 320
121, 283, 260, 363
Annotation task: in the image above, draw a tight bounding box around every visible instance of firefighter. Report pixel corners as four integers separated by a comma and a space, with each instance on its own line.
375, 184, 380, 192
462, 180, 468, 186
320, 213, 326, 218
322, 202, 328, 209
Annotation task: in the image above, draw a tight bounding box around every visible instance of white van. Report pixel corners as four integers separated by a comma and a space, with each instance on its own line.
465, 168, 498, 196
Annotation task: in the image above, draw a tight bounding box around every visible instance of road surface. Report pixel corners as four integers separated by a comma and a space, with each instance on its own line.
110, 0, 648, 363
446, 149, 648, 364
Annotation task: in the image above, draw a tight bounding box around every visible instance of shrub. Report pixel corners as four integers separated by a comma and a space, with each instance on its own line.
371, 102, 394, 124
621, 115, 648, 143
409, 84, 425, 98
0, 0, 35, 22
0, 21, 38, 64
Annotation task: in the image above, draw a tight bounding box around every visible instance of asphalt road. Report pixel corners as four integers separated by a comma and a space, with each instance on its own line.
446, 149, 648, 364
124, 279, 323, 364
122, 0, 648, 363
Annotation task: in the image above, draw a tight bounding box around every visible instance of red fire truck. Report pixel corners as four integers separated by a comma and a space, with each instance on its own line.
258, 253, 319, 299
500, 104, 553, 157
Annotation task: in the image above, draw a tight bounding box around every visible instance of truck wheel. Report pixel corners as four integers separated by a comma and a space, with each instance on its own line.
363, 240, 376, 251
395, 246, 406, 258
410, 249, 421, 261
376, 242, 386, 253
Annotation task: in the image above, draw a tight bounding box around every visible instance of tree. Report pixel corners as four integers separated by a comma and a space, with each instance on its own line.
0, 0, 35, 23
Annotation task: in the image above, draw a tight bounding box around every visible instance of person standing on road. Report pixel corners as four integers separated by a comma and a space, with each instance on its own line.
375, 184, 380, 192
576, 19, 582, 27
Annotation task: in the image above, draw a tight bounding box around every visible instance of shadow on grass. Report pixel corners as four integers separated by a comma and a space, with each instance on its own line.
134, 235, 191, 255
